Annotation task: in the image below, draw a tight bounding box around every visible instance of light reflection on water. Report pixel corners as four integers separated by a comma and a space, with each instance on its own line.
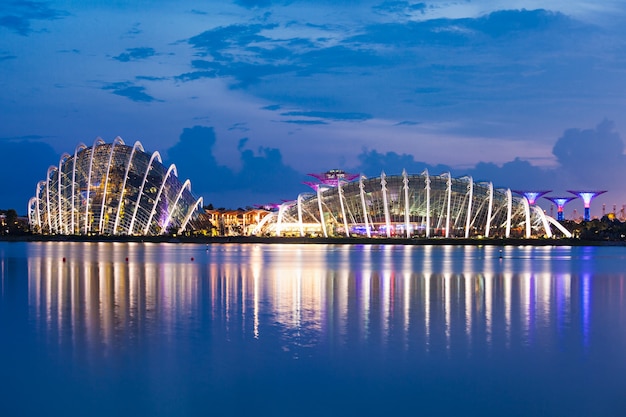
1, 242, 626, 416
24, 243, 614, 355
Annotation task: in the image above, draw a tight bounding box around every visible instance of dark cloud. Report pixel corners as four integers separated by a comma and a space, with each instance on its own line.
394, 121, 419, 126
280, 111, 372, 122
468, 158, 551, 190
281, 119, 328, 125
0, 140, 59, 212
349, 120, 623, 206
0, 54, 17, 61
552, 119, 625, 188
113, 47, 156, 62
473, 9, 576, 38
353, 149, 451, 177
237, 146, 303, 193
372, 1, 427, 16
188, 23, 277, 58
165, 126, 306, 207
176, 9, 586, 122
102, 82, 160, 102
261, 104, 281, 111
165, 126, 236, 194
0, 1, 68, 36
135, 75, 168, 82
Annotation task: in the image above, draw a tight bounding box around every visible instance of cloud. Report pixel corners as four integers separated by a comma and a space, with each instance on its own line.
372, 1, 427, 17
235, 0, 273, 8
113, 47, 156, 62
0, 139, 59, 212
353, 148, 452, 178
468, 158, 551, 190
165, 126, 236, 194
280, 111, 372, 122
0, 54, 16, 61
0, 1, 68, 35
165, 126, 306, 207
281, 119, 328, 125
261, 104, 281, 111
552, 119, 625, 188
102, 82, 160, 102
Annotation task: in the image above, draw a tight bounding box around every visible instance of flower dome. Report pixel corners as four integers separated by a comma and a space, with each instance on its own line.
28, 138, 204, 236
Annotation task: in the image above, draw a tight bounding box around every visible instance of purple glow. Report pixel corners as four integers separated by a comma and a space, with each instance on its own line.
568, 191, 607, 208
544, 196, 576, 212
307, 170, 359, 187
513, 190, 551, 205
303, 181, 321, 191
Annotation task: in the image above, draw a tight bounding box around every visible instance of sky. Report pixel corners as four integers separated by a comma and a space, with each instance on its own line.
1, 0, 626, 218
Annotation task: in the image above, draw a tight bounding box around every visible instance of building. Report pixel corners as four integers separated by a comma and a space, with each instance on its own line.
253, 170, 571, 238
28, 138, 206, 236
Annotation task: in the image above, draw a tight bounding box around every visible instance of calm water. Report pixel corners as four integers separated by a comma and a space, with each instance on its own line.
1, 242, 625, 416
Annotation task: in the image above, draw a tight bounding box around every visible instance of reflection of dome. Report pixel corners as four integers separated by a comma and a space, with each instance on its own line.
255, 170, 571, 238
28, 138, 204, 236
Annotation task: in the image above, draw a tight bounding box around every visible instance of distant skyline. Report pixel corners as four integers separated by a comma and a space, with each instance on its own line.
2, 1, 625, 216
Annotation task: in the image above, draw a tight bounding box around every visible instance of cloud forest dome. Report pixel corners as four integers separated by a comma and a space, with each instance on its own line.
28, 138, 204, 236
255, 171, 572, 239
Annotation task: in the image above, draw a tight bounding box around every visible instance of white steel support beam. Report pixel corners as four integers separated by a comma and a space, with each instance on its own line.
98, 137, 124, 234
485, 182, 493, 237
46, 166, 56, 233
71, 143, 86, 234
522, 197, 531, 238
403, 169, 410, 238
144, 164, 177, 235
57, 154, 70, 234
465, 176, 473, 238
381, 171, 391, 238
338, 180, 350, 237
160, 179, 191, 235
316, 186, 328, 238
113, 141, 144, 235
178, 197, 203, 234
128, 151, 162, 235
84, 138, 105, 234
506, 189, 512, 238
359, 175, 371, 238
297, 193, 305, 237
423, 169, 430, 238
445, 173, 452, 238
534, 206, 553, 238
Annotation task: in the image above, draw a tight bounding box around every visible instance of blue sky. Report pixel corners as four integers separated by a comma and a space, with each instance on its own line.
1, 1, 625, 217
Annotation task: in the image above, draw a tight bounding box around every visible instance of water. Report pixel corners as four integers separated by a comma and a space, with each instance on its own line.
1, 242, 625, 416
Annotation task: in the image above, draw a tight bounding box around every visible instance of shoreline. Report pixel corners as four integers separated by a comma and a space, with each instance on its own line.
1, 234, 625, 246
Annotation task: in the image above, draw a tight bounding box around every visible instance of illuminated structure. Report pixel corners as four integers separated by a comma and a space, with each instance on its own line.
567, 191, 607, 221
544, 196, 576, 221
28, 138, 205, 235
513, 190, 551, 205
254, 170, 571, 238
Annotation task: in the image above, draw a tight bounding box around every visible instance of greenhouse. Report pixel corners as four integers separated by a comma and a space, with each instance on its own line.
253, 170, 571, 238
28, 138, 204, 236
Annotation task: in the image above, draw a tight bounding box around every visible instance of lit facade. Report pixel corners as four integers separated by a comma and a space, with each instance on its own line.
28, 138, 205, 235
254, 170, 571, 238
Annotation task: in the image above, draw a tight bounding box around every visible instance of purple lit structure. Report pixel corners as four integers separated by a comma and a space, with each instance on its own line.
544, 196, 576, 221
307, 169, 359, 187
513, 190, 552, 205
567, 191, 607, 221
305, 170, 359, 192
